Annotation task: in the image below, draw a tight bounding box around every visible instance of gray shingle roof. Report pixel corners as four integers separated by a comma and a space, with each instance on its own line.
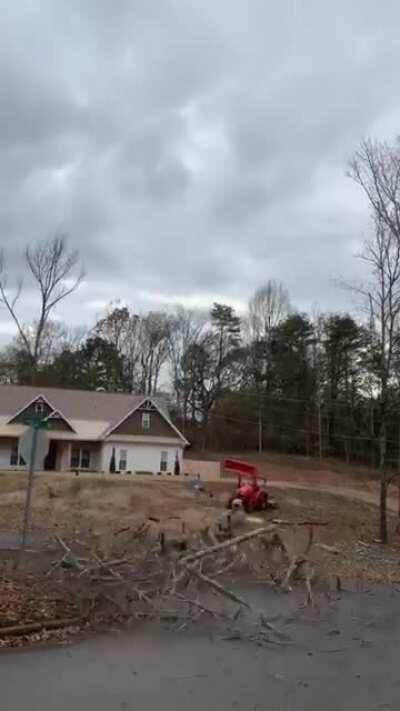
0, 384, 169, 432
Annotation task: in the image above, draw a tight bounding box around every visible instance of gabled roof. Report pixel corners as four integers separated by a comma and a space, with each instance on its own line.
7, 392, 56, 424
45, 409, 76, 432
104, 396, 189, 444
0, 385, 186, 444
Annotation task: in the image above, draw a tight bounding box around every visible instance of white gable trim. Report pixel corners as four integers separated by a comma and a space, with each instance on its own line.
102, 396, 189, 445
45, 409, 76, 432
6, 393, 57, 425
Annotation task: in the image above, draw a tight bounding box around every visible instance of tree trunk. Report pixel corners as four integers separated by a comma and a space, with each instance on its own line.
317, 399, 322, 460
379, 424, 386, 472
201, 411, 208, 451
397, 421, 400, 472
344, 437, 350, 464
258, 405, 263, 454
380, 476, 388, 544
369, 401, 375, 468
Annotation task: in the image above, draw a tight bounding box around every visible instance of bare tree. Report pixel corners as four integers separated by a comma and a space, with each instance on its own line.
138, 312, 172, 395
348, 137, 400, 542
245, 281, 291, 403
168, 306, 205, 426
12, 319, 86, 368
0, 235, 84, 380
248, 280, 290, 341
95, 304, 141, 390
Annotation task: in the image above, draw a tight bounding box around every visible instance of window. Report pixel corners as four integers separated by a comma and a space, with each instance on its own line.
10, 442, 25, 467
119, 449, 127, 471
10, 445, 18, 467
142, 412, 151, 430
70, 446, 91, 470
70, 447, 80, 469
160, 450, 168, 472
35, 401, 45, 416
80, 449, 91, 469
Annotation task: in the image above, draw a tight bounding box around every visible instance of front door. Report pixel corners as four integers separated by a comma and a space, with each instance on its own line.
44, 440, 58, 471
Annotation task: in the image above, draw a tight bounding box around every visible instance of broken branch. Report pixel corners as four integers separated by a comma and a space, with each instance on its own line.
272, 519, 328, 527
185, 565, 250, 608
180, 525, 276, 566
0, 618, 82, 638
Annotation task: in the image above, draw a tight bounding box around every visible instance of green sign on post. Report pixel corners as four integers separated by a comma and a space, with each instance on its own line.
20, 416, 49, 556
23, 416, 49, 430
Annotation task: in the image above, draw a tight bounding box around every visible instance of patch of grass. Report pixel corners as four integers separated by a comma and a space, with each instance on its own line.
0, 471, 28, 492
69, 479, 82, 496
47, 485, 59, 499
73, 476, 123, 490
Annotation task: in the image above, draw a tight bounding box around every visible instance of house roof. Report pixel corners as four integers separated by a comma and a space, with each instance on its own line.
0, 385, 187, 444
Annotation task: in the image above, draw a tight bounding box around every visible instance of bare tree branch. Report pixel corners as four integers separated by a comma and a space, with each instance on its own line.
348, 136, 400, 543
0, 235, 84, 379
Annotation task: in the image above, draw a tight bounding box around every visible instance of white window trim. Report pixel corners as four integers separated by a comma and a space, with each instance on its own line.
70, 446, 91, 470
160, 450, 168, 472
119, 448, 128, 471
35, 401, 45, 415
142, 412, 151, 430
10, 441, 26, 467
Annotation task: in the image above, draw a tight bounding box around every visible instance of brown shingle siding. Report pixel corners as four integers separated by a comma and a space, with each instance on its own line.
111, 409, 177, 438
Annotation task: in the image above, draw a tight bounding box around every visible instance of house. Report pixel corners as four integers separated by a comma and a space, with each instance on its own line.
0, 385, 188, 475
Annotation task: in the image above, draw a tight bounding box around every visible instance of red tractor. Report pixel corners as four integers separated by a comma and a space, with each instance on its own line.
224, 458, 273, 513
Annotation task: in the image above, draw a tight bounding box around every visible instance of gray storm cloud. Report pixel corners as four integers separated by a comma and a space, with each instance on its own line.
0, 0, 398, 337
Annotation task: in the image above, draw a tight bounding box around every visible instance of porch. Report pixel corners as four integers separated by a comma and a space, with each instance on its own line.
49, 440, 102, 472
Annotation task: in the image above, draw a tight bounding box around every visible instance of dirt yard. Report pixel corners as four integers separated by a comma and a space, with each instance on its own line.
0, 464, 396, 548
1, 458, 400, 649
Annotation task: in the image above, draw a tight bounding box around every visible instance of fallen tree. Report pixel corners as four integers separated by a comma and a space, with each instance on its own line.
2, 518, 343, 647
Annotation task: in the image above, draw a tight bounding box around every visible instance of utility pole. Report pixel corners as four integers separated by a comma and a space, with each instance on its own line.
258, 405, 263, 454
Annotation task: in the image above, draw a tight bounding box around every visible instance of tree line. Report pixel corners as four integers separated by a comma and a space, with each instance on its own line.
2, 136, 400, 541
0, 243, 399, 474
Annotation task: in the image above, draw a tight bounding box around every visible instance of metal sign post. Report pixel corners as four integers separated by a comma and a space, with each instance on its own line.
19, 417, 48, 556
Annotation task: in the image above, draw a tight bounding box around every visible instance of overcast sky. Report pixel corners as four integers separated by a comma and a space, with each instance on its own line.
1, 0, 400, 341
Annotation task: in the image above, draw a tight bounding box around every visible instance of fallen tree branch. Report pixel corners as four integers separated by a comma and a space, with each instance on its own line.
316, 543, 347, 557
185, 565, 250, 608
113, 526, 131, 536
54, 535, 73, 555
90, 553, 123, 579
305, 567, 314, 606
113, 521, 150, 538
281, 556, 305, 592
272, 519, 329, 527
304, 525, 314, 555
259, 611, 291, 640
180, 525, 276, 566
0, 618, 82, 638
54, 536, 85, 571
173, 593, 229, 619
